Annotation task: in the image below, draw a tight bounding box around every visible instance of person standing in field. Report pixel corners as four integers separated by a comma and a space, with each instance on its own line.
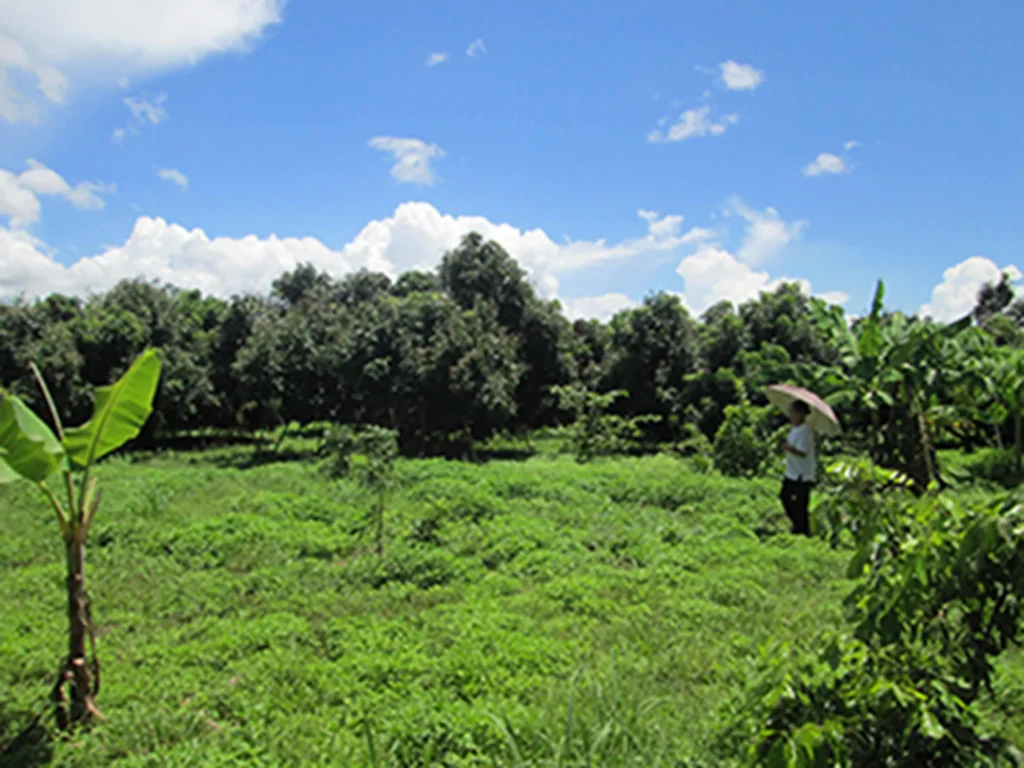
777, 400, 816, 536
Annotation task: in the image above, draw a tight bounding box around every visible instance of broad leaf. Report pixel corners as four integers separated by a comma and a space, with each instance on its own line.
63, 349, 162, 468
0, 453, 20, 485
856, 280, 886, 361
0, 392, 65, 482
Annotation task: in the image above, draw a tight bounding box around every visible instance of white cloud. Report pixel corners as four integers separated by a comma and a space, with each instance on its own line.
0, 171, 42, 226
803, 152, 848, 177
818, 290, 852, 306
0, 159, 113, 226
720, 60, 764, 90
466, 39, 486, 57
368, 136, 446, 185
0, 202, 713, 303
157, 168, 189, 189
561, 293, 636, 322
425, 52, 448, 67
648, 105, 736, 143
844, 140, 860, 150
124, 93, 168, 125
0, 1, 281, 123
919, 256, 1023, 322
0, 35, 62, 122
729, 198, 806, 264
111, 128, 126, 142
672, 199, 834, 314
65, 181, 113, 210
36, 67, 69, 104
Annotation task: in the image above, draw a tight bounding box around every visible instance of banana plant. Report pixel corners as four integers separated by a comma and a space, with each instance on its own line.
0, 349, 161, 729
989, 347, 1024, 478
811, 281, 969, 488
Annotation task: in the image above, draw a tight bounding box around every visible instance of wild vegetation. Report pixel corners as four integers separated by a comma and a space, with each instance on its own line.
2, 234, 1024, 765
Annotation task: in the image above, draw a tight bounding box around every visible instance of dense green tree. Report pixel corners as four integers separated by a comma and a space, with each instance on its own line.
439, 232, 534, 331
271, 263, 335, 308
604, 292, 700, 438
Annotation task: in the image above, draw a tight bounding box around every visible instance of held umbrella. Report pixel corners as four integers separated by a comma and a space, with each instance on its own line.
765, 384, 842, 437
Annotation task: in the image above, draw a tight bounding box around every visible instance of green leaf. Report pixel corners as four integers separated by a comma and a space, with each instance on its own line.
63, 349, 162, 469
919, 709, 947, 740
0, 392, 64, 482
856, 280, 887, 360
0, 454, 20, 484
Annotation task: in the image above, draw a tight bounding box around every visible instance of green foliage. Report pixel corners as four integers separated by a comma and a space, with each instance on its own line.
321, 424, 399, 556
956, 449, 1023, 489
0, 390, 64, 483
2, 452, 868, 766
0, 348, 161, 730
718, 633, 1012, 767
720, 459, 1024, 766
712, 403, 774, 478
63, 349, 162, 468
551, 384, 660, 462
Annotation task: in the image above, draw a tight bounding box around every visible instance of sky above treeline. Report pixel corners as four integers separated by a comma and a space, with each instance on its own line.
1, 0, 1022, 322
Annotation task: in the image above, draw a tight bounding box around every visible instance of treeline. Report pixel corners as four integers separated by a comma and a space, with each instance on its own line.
2, 232, 1022, 461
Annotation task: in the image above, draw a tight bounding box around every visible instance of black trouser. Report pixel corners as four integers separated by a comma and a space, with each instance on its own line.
780, 478, 812, 536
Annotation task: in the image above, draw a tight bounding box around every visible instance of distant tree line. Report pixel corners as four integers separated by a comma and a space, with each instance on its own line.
2, 232, 1022, 460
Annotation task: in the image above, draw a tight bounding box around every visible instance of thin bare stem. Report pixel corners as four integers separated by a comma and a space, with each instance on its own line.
38, 482, 70, 539
29, 362, 65, 441
29, 362, 78, 518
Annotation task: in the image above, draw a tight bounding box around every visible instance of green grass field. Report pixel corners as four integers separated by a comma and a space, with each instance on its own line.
2, 447, 1022, 766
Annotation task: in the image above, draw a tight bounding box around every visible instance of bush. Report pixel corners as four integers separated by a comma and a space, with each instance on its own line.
716, 465, 1024, 766
712, 404, 773, 477
550, 385, 661, 462
716, 634, 1012, 767
959, 448, 1022, 489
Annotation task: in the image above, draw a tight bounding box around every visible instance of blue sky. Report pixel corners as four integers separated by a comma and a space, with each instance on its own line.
1, 0, 1022, 321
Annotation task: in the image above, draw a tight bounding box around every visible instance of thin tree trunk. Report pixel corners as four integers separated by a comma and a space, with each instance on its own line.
53, 530, 101, 728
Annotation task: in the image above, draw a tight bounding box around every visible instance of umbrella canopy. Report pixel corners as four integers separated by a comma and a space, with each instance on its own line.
765, 384, 842, 437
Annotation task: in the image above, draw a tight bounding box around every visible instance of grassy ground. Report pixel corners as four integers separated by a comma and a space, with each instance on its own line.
0, 447, 1019, 766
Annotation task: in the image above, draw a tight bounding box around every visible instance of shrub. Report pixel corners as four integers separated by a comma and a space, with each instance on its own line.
960, 448, 1022, 489
550, 385, 661, 462
712, 404, 773, 478
717, 462, 1024, 766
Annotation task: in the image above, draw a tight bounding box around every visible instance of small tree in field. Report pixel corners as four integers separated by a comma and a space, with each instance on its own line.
551, 384, 660, 462
322, 424, 398, 556
0, 350, 161, 729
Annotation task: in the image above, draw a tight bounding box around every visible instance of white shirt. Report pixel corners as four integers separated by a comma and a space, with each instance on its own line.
785, 423, 816, 482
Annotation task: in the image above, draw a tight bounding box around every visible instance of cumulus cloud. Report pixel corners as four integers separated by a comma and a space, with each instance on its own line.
0, 202, 715, 303
648, 106, 737, 143
729, 198, 807, 264
673, 200, 835, 314
0, 159, 113, 226
919, 256, 1023, 322
368, 137, 446, 185
560, 293, 636, 322
466, 39, 486, 57
157, 168, 189, 189
0, 0, 281, 122
425, 52, 448, 67
720, 60, 764, 90
803, 152, 848, 177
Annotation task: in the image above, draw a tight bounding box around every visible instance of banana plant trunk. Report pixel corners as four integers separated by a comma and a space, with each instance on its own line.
54, 526, 101, 728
